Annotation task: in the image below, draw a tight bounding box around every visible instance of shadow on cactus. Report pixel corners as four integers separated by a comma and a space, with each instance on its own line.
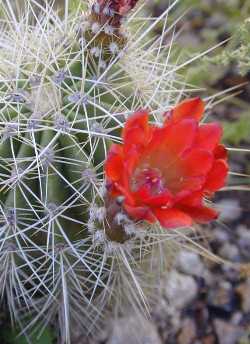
0, 0, 238, 343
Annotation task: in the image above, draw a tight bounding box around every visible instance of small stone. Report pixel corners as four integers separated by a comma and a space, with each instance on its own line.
206, 13, 227, 29
236, 278, 250, 312
177, 318, 196, 344
214, 319, 244, 344
213, 228, 229, 243
215, 199, 242, 222
219, 242, 240, 261
107, 316, 162, 344
237, 225, 250, 259
231, 312, 243, 325
201, 334, 217, 344
176, 250, 204, 277
165, 271, 198, 309
237, 225, 250, 242
208, 281, 239, 316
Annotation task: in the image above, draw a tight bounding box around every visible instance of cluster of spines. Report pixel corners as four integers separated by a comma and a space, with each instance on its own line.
0, 0, 209, 342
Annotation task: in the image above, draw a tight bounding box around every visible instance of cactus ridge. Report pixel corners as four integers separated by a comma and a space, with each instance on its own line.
0, 0, 202, 341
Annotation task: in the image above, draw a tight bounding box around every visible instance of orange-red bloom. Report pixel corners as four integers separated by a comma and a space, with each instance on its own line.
105, 98, 229, 229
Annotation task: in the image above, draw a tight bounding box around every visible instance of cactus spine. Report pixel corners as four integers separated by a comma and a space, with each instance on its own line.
0, 0, 194, 342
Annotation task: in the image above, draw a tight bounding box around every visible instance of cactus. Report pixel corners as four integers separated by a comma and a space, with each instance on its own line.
0, 0, 228, 343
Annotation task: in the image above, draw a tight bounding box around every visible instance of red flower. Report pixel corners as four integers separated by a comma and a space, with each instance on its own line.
105, 98, 229, 229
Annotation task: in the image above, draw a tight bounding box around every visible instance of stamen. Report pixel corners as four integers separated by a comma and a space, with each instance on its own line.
131, 167, 165, 195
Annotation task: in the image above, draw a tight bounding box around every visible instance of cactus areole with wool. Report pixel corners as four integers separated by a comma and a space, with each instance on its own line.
105, 98, 229, 230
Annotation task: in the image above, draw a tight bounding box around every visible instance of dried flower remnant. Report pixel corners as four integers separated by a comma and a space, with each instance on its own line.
105, 98, 229, 229
92, 0, 139, 26
87, 0, 140, 55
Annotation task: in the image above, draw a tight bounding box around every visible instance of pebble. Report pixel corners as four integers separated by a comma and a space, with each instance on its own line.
237, 225, 250, 259
215, 199, 242, 222
107, 316, 162, 344
219, 242, 240, 261
236, 278, 250, 313
213, 319, 244, 344
176, 250, 204, 277
213, 228, 229, 243
208, 281, 239, 317
206, 13, 227, 29
177, 318, 196, 344
165, 271, 198, 309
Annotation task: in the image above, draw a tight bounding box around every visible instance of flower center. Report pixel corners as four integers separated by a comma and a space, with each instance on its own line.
131, 166, 165, 195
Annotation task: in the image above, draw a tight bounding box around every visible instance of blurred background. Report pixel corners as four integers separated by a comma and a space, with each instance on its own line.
1, 1, 250, 343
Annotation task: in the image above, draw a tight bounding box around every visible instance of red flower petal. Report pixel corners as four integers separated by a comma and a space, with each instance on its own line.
195, 123, 222, 151
123, 203, 155, 223
204, 159, 229, 193
105, 144, 123, 181
123, 110, 151, 150
123, 145, 140, 176
134, 186, 173, 207
153, 208, 192, 229
147, 119, 198, 167
177, 191, 203, 207
179, 149, 213, 177
214, 144, 228, 159
171, 97, 205, 122
177, 205, 218, 223
170, 176, 206, 195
